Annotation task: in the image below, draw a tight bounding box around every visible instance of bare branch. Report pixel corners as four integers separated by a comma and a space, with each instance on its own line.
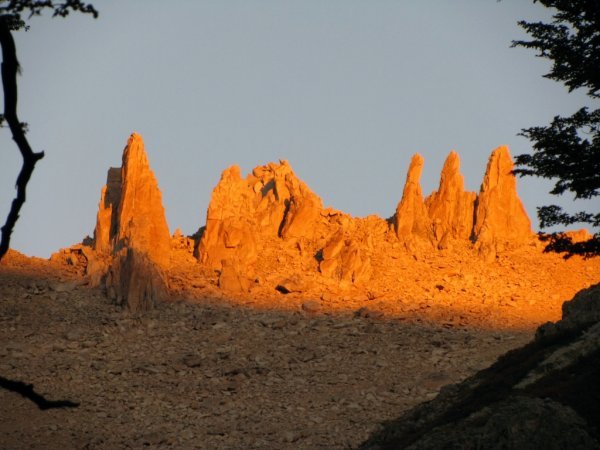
0, 19, 44, 261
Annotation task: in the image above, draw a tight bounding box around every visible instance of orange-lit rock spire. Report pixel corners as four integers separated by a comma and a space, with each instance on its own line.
93, 133, 171, 268
91, 133, 171, 311
394, 154, 433, 243
426, 151, 477, 244
473, 145, 532, 259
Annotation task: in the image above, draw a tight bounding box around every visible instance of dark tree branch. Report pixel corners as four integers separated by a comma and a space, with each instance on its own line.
0, 18, 44, 261
0, 2, 96, 261
0, 375, 79, 409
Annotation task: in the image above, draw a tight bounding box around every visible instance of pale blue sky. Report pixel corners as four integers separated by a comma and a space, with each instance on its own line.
0, 1, 595, 257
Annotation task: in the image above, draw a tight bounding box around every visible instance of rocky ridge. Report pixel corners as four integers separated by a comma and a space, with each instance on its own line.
196, 142, 533, 295
48, 133, 597, 322
42, 133, 599, 335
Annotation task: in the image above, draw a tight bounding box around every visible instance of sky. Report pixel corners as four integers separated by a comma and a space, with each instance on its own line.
0, 1, 596, 258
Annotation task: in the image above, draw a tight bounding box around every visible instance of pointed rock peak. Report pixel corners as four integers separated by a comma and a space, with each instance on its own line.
394, 154, 432, 241
89, 133, 171, 311
442, 150, 460, 175
480, 145, 514, 191
436, 151, 464, 194
122, 132, 150, 169
426, 151, 476, 242
92, 132, 171, 268
473, 145, 532, 258
406, 153, 424, 185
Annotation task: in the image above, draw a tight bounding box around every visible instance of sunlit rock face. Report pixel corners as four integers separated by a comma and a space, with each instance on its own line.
197, 160, 382, 289
93, 133, 171, 269
425, 151, 477, 247
90, 133, 171, 311
198, 160, 323, 276
393, 154, 433, 244
196, 146, 536, 293
473, 146, 532, 260
319, 231, 372, 285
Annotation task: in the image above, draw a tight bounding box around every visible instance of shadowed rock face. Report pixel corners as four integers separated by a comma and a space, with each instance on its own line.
359, 283, 600, 450
90, 133, 171, 311
93, 168, 121, 254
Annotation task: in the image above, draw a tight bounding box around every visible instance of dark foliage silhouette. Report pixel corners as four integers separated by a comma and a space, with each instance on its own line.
512, 0, 600, 257
0, 0, 97, 262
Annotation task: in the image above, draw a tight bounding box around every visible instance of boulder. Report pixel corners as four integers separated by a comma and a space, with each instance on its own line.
218, 259, 252, 294
319, 231, 371, 285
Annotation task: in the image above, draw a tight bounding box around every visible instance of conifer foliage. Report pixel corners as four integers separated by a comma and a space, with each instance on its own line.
513, 0, 600, 257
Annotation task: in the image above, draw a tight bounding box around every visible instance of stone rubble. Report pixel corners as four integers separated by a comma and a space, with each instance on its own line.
0, 258, 535, 449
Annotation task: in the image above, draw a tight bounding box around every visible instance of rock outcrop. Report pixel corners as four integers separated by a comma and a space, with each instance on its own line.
393, 154, 432, 244
425, 151, 477, 246
197, 160, 325, 291
197, 160, 381, 290
194, 146, 538, 294
89, 133, 171, 311
473, 146, 532, 260
360, 282, 600, 450
93, 133, 171, 268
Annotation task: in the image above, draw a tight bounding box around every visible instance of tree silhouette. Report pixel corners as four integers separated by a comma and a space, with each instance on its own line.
0, 0, 97, 262
0, 0, 96, 410
512, 0, 600, 257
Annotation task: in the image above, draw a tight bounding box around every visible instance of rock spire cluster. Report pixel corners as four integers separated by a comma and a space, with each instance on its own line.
391, 146, 531, 258
77, 134, 533, 306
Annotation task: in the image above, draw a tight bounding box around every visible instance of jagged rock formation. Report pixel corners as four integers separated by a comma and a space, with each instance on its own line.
56, 140, 538, 301
195, 146, 534, 294
197, 160, 327, 291
425, 151, 477, 247
197, 160, 381, 291
198, 161, 323, 270
393, 154, 433, 244
359, 282, 600, 450
94, 133, 171, 268
89, 133, 171, 311
473, 146, 532, 260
